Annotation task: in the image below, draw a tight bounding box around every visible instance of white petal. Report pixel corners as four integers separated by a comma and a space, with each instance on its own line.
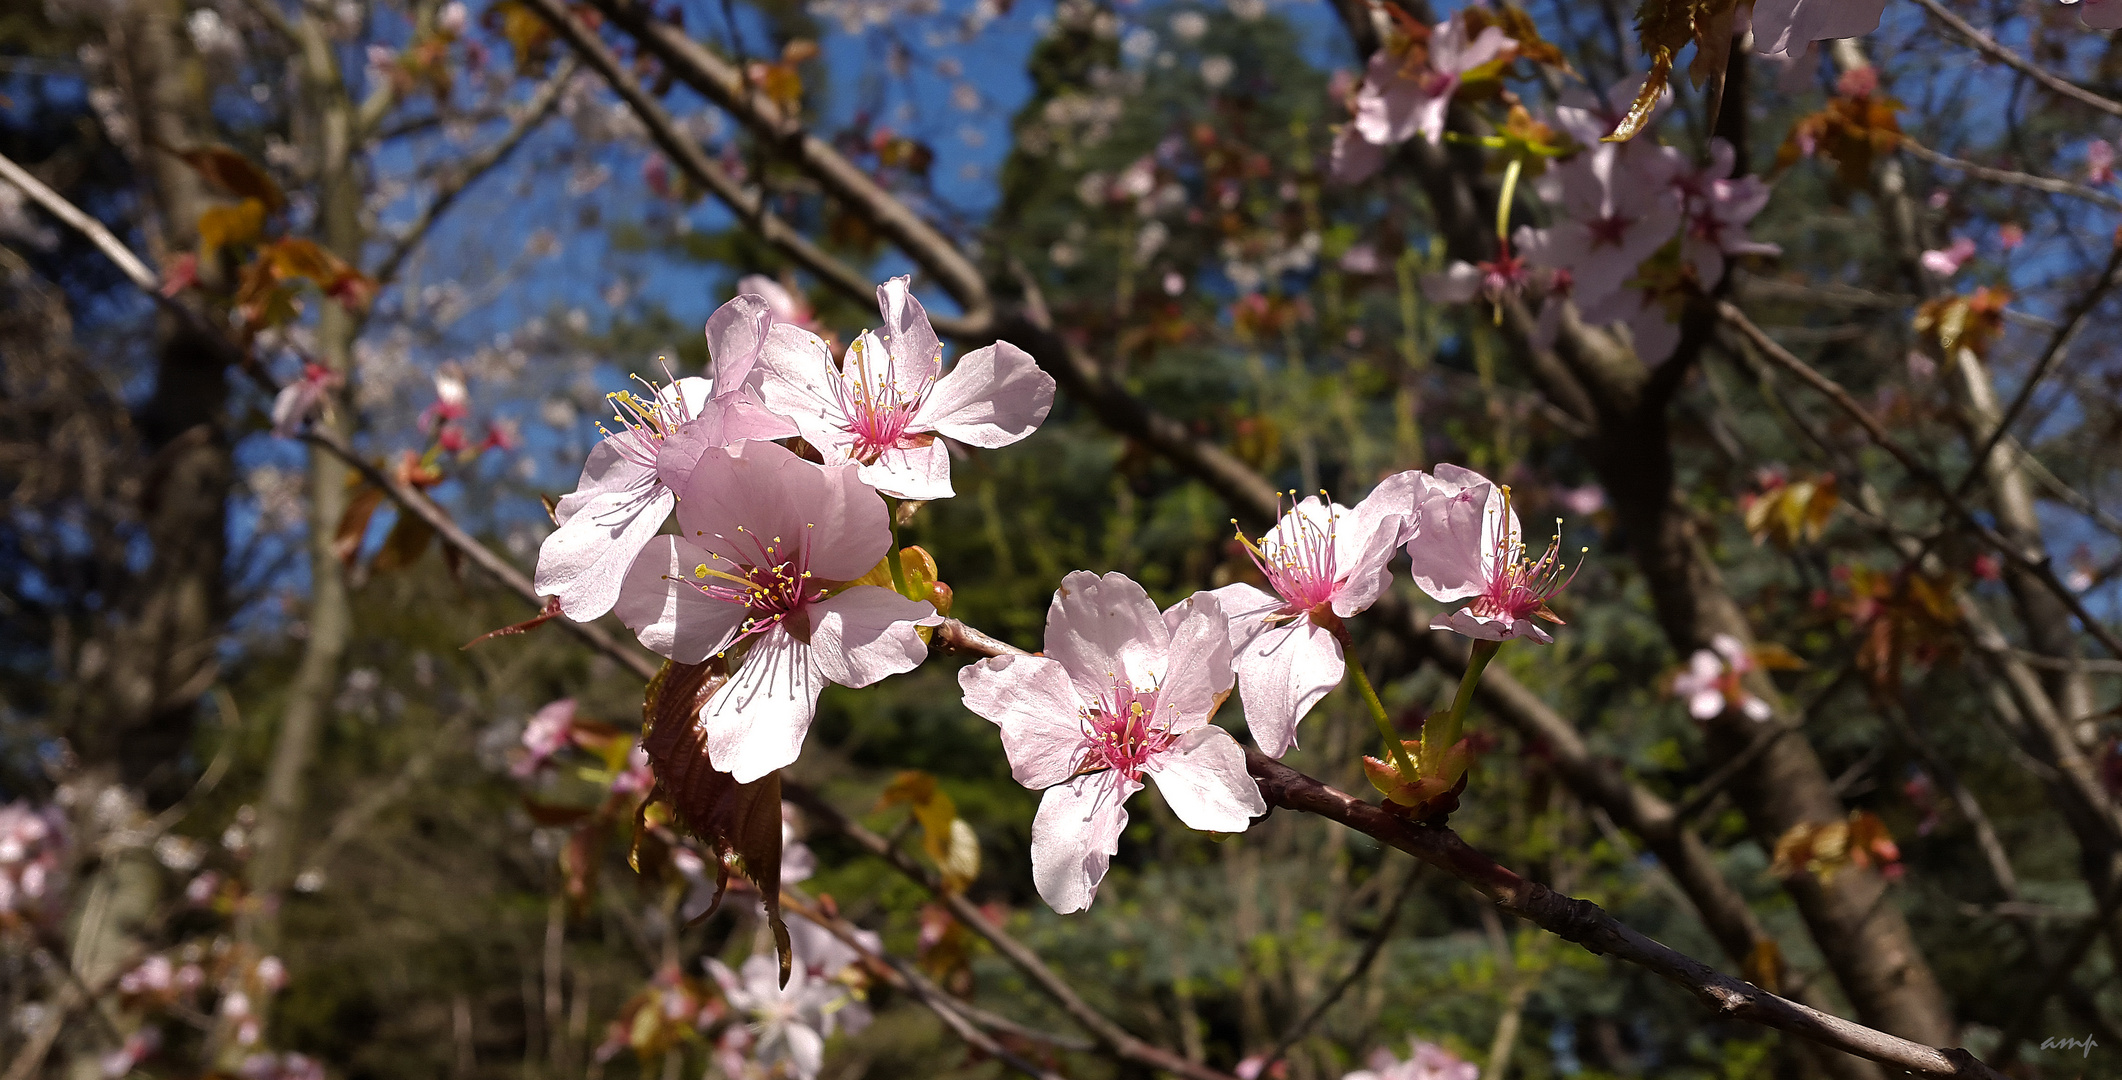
754, 323, 856, 449
1406, 465, 1497, 603
613, 536, 748, 662
1045, 571, 1168, 706
1333, 470, 1420, 617
856, 437, 955, 501
705, 293, 774, 391
705, 627, 825, 782
959, 653, 1089, 790
805, 586, 937, 689
917, 342, 1056, 449
534, 450, 670, 621
783, 1022, 825, 1080
1152, 593, 1232, 734
1230, 619, 1344, 759
875, 276, 943, 391
1146, 725, 1265, 832
1030, 772, 1138, 914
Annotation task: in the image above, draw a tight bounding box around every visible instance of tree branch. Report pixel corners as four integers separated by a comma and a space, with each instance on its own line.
368, 56, 577, 289
1907, 0, 2122, 121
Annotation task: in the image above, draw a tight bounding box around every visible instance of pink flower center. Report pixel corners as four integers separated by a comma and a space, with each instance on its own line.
1586, 213, 1635, 249
600, 365, 697, 470
1466, 488, 1581, 625
684, 524, 827, 650
1078, 678, 1175, 781
834, 335, 935, 463
1234, 497, 1342, 617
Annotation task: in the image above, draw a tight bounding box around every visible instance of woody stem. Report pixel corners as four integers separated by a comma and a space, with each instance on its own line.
1425, 638, 1501, 777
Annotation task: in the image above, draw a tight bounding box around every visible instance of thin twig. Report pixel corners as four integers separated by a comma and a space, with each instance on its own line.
369, 56, 577, 288
1907, 0, 2122, 121
1717, 300, 2122, 663
1260, 864, 1420, 1067
1897, 137, 2122, 212
0, 150, 158, 289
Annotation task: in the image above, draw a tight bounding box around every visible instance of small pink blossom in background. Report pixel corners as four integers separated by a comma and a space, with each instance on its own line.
1207, 473, 1418, 758
1997, 223, 2025, 250
959, 571, 1264, 913
437, 1, 468, 35
1353, 16, 1514, 148
1558, 483, 1606, 517
612, 439, 937, 782
1422, 240, 1535, 309
1235, 1055, 1289, 1080
269, 363, 339, 438
642, 155, 671, 198
736, 273, 816, 330
1927, 188, 1951, 210
1834, 65, 1880, 100
0, 801, 66, 925
1328, 124, 1389, 185
185, 870, 221, 905
1344, 1038, 1478, 1080
1751, 0, 1887, 58
1670, 634, 1773, 721
1517, 145, 1679, 311
2090, 139, 2116, 184
419, 363, 470, 431
99, 1028, 161, 1079
1906, 351, 1937, 380
706, 953, 867, 1080
514, 698, 577, 777
533, 291, 798, 621
1920, 236, 1976, 277
1405, 464, 1579, 644
236, 1054, 325, 1080
756, 277, 1054, 500
254, 955, 288, 992
1668, 138, 1781, 286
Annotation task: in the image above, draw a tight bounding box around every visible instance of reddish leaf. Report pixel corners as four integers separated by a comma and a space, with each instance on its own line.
367, 511, 435, 574
333, 484, 385, 566
639, 659, 791, 984
464, 596, 563, 649
175, 146, 287, 211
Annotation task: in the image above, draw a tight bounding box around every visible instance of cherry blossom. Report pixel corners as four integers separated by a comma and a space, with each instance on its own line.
1920, 236, 1976, 277
737, 273, 817, 330
612, 439, 938, 782
513, 698, 577, 777
1353, 17, 1514, 148
1404, 464, 1578, 644
706, 953, 866, 1080
1420, 241, 1537, 309
1344, 1039, 1478, 1080
533, 293, 799, 621
1667, 139, 1781, 285
1207, 474, 1419, 758
2089, 139, 2115, 184
0, 800, 65, 925
755, 277, 1055, 501
959, 571, 1264, 913
269, 363, 338, 438
1671, 634, 1775, 721
1751, 0, 1887, 59
1518, 144, 1680, 311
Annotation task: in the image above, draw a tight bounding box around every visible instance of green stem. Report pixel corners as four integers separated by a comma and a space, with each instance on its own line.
885, 500, 911, 597
1495, 155, 1523, 246
1345, 647, 1417, 782
1425, 639, 1502, 776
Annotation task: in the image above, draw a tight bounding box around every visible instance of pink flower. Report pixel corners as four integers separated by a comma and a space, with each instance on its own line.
1668, 138, 1781, 285
514, 698, 577, 777
2090, 139, 2115, 184
419, 364, 470, 430
1519, 144, 1681, 310
534, 293, 799, 620
1671, 634, 1773, 721
1421, 244, 1537, 308
270, 364, 339, 438
1353, 18, 1515, 147
1404, 464, 1578, 644
1345, 1039, 1477, 1080
612, 439, 938, 782
1751, 0, 1886, 59
756, 277, 1055, 501
1920, 236, 1977, 277
737, 273, 816, 330
1207, 474, 1420, 758
1574, 280, 1682, 364
706, 954, 853, 1080
959, 572, 1264, 913
1328, 124, 1389, 185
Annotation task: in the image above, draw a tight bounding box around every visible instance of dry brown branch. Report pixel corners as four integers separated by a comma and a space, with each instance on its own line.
1907, 0, 2122, 121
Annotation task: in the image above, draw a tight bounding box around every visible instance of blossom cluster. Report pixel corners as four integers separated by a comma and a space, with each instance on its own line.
0, 800, 66, 928
962, 463, 1579, 912
537, 277, 1056, 783
536, 277, 1580, 920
